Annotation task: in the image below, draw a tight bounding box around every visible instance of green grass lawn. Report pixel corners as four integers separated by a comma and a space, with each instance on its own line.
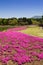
19, 26, 43, 38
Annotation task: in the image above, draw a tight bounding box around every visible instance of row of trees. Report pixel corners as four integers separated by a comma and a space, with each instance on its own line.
0, 16, 43, 26
0, 17, 32, 25
32, 16, 43, 27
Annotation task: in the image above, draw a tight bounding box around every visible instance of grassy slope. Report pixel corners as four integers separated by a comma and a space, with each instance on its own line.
20, 26, 43, 38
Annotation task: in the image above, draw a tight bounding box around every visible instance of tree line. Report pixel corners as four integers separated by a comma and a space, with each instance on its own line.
0, 16, 43, 26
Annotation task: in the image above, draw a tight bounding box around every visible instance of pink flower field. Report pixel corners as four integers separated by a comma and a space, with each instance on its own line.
0, 28, 43, 65
6, 26, 28, 32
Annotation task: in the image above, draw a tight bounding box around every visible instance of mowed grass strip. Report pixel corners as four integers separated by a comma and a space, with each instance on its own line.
20, 26, 43, 38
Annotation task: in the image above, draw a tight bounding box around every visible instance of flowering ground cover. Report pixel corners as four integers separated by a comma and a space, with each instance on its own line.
6, 26, 28, 32
0, 31, 43, 65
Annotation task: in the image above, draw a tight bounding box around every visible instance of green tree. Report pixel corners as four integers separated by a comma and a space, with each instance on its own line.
18, 18, 23, 25
0, 18, 3, 25
27, 18, 32, 25
2, 19, 9, 25
8, 18, 18, 25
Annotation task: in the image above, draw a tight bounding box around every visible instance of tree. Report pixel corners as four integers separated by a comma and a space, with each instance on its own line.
31, 18, 39, 25
18, 18, 23, 25
27, 18, 32, 25
0, 18, 3, 25
8, 18, 18, 25
2, 19, 9, 25
38, 16, 43, 29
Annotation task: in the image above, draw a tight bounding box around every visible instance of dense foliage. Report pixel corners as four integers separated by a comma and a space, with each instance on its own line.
31, 16, 43, 27
0, 16, 43, 27
0, 17, 32, 26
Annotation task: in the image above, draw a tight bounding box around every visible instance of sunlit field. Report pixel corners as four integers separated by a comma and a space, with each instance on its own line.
20, 26, 43, 38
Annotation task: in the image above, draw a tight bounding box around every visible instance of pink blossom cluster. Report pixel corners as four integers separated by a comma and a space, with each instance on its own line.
0, 31, 43, 65
6, 26, 28, 32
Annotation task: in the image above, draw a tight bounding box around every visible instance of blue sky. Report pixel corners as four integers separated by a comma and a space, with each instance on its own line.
0, 0, 43, 18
